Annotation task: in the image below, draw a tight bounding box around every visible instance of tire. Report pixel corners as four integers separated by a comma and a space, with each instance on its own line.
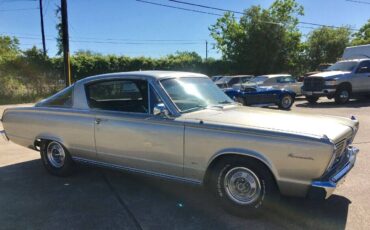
306, 96, 319, 104
334, 87, 351, 104
209, 157, 278, 217
234, 96, 246, 105
278, 94, 294, 110
40, 140, 74, 177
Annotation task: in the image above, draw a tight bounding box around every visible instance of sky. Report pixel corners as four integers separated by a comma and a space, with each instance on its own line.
0, 0, 369, 59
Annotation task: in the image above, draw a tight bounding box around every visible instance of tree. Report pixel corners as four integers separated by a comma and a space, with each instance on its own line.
209, 0, 304, 75
0, 36, 20, 62
351, 19, 370, 46
305, 27, 351, 70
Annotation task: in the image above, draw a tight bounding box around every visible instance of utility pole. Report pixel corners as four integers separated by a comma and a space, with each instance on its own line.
205, 40, 208, 61
61, 0, 71, 87
39, 0, 46, 55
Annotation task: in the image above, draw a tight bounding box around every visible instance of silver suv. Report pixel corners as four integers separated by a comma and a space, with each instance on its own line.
303, 59, 370, 104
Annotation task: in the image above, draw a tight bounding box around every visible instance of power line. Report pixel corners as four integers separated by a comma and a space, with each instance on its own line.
0, 7, 38, 12
136, 0, 222, 16
166, 0, 359, 31
345, 0, 370, 5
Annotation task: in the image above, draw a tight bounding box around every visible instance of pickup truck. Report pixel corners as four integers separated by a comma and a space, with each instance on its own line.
303, 58, 370, 104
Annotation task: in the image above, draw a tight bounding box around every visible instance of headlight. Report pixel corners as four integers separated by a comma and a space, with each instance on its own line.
325, 80, 337, 86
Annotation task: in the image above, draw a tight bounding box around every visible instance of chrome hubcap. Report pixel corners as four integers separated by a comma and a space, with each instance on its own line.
282, 96, 292, 108
224, 167, 261, 205
340, 90, 349, 101
46, 142, 65, 168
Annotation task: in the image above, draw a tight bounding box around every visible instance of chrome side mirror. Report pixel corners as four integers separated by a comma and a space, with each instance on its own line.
153, 103, 169, 117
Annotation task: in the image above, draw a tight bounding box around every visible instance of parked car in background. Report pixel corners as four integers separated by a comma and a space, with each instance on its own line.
298, 63, 333, 82
215, 75, 254, 89
210, 75, 224, 82
303, 45, 370, 104
225, 86, 296, 110
239, 74, 303, 96
1, 71, 360, 216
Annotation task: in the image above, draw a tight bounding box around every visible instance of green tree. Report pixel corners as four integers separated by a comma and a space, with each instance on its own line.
209, 0, 304, 75
351, 19, 370, 46
0, 36, 20, 62
305, 27, 351, 70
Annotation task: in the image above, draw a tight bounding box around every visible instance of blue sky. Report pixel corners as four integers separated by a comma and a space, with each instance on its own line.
0, 0, 369, 58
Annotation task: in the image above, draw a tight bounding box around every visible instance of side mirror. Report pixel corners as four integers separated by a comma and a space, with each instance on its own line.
153, 103, 169, 117
357, 66, 369, 73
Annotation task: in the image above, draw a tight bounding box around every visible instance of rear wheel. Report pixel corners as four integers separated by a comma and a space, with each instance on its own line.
209, 157, 278, 217
335, 87, 350, 104
40, 140, 74, 176
306, 96, 319, 104
234, 96, 246, 105
278, 94, 294, 110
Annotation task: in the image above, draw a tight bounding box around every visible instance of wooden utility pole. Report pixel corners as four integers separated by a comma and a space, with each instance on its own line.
205, 40, 208, 61
61, 0, 71, 87
39, 0, 46, 55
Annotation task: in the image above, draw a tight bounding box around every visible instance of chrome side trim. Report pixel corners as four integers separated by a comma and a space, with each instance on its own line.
72, 157, 202, 185
311, 146, 359, 199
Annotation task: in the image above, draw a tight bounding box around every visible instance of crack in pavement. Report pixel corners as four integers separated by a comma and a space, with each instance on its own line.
100, 171, 143, 230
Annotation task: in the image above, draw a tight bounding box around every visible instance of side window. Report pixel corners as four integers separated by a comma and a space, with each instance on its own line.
277, 76, 295, 83
241, 77, 250, 83
264, 78, 276, 84
38, 85, 74, 108
357, 61, 370, 73
229, 78, 240, 85
86, 79, 148, 113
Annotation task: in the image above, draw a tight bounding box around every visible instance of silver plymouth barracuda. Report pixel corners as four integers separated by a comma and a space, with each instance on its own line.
1, 71, 360, 215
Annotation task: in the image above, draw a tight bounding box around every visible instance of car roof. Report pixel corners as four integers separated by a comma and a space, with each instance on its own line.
336, 58, 370, 62
258, 74, 291, 78
76, 70, 208, 84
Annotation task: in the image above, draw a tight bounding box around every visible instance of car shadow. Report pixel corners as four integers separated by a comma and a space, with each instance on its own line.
296, 97, 370, 109
0, 159, 350, 230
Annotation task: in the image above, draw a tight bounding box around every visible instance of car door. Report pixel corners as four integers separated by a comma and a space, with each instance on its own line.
353, 61, 370, 93
86, 79, 185, 177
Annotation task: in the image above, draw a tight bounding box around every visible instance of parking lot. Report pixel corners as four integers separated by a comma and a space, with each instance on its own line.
1, 98, 369, 230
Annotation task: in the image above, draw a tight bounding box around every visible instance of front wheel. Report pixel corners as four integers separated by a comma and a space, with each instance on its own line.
278, 94, 294, 110
209, 158, 278, 217
40, 140, 74, 177
334, 88, 350, 104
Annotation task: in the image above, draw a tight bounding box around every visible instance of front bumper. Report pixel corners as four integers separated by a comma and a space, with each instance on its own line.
310, 146, 359, 199
302, 88, 336, 97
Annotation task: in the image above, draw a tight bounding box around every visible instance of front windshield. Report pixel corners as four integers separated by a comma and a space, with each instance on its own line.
216, 76, 231, 83
161, 77, 234, 113
249, 76, 268, 84
327, 61, 358, 71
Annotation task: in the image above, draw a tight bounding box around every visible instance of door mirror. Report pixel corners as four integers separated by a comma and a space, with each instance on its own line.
357, 66, 370, 73
153, 103, 169, 117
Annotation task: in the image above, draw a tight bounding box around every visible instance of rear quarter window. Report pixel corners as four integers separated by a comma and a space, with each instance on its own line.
37, 85, 74, 108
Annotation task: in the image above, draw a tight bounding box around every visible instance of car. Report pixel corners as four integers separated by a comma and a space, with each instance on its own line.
1, 71, 360, 216
224, 86, 296, 110
215, 75, 254, 89
241, 74, 303, 96
210, 75, 224, 82
303, 58, 370, 104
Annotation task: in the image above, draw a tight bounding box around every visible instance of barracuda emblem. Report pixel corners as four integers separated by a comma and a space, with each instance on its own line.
288, 153, 314, 160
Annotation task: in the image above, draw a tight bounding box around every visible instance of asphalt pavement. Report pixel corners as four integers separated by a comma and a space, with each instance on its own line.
0, 98, 369, 230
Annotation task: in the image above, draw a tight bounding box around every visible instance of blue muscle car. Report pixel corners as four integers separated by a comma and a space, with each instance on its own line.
224, 86, 296, 110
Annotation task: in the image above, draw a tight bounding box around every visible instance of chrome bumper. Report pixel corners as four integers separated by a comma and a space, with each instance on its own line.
0, 130, 9, 142
311, 146, 359, 199
302, 89, 336, 96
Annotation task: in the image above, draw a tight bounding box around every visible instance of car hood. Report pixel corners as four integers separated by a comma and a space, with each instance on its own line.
180, 106, 358, 142
310, 71, 351, 79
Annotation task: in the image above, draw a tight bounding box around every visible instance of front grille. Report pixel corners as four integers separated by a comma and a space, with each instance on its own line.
303, 77, 324, 91
330, 138, 347, 170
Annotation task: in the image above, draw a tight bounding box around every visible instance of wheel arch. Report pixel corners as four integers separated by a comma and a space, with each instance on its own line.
336, 82, 352, 92
203, 149, 280, 191
34, 134, 69, 151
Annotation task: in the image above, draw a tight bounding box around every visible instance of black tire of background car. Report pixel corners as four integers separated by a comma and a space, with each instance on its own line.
40, 140, 74, 177
208, 157, 278, 217
235, 96, 246, 105
306, 96, 319, 104
334, 87, 351, 104
278, 94, 294, 110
